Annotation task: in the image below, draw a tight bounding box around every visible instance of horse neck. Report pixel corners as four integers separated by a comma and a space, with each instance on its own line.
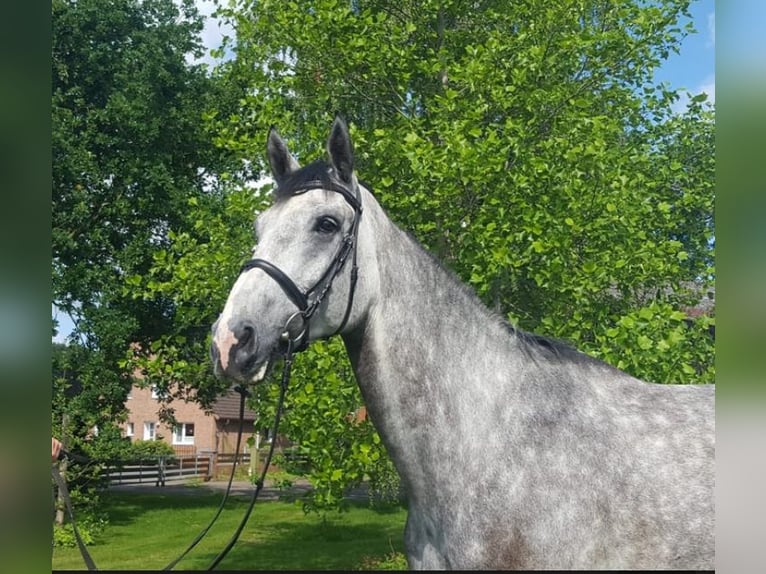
345, 200, 512, 368
342, 200, 524, 491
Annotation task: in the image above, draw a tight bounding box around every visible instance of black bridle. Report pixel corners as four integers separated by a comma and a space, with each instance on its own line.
239, 179, 363, 352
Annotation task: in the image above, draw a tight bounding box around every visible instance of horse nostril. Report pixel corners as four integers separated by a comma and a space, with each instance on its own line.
236, 323, 255, 346
232, 320, 259, 370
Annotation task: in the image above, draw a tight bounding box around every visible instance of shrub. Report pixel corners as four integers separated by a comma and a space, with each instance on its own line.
52, 482, 108, 548
366, 455, 403, 509
128, 439, 175, 460
53, 519, 103, 548
356, 550, 408, 570
278, 446, 312, 475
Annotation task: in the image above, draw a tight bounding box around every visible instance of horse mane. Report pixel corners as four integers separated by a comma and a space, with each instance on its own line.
505, 324, 599, 366
400, 228, 600, 368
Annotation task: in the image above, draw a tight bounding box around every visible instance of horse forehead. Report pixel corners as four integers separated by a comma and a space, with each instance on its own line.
257, 189, 351, 232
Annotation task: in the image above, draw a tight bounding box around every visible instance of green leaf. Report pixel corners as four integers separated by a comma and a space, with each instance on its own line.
669, 310, 687, 321
637, 335, 653, 350
619, 316, 636, 329
638, 307, 654, 320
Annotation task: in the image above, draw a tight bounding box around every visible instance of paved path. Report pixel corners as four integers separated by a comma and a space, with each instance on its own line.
107, 477, 370, 502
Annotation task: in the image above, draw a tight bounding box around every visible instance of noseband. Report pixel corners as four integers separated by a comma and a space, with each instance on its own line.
239, 180, 363, 352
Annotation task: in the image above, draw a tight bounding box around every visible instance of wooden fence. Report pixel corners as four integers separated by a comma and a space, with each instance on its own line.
102, 454, 213, 487
210, 452, 251, 480
102, 449, 308, 486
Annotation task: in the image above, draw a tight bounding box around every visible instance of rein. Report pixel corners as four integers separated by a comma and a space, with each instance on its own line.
52, 462, 97, 570
55, 180, 363, 570
205, 339, 295, 570
52, 344, 294, 571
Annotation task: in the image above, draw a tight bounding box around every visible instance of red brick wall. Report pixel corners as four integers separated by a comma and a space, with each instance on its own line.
216, 419, 258, 454
123, 384, 261, 455
123, 385, 218, 455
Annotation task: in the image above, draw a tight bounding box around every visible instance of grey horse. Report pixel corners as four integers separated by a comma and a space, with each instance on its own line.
210, 117, 715, 570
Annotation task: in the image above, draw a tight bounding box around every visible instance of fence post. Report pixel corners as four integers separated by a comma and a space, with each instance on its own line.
156, 456, 166, 487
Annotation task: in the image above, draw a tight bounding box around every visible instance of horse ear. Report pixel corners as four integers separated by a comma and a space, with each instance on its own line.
327, 115, 355, 184
267, 126, 300, 184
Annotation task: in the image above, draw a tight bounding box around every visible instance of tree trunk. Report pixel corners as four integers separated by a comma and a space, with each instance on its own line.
55, 412, 69, 525
55, 459, 67, 525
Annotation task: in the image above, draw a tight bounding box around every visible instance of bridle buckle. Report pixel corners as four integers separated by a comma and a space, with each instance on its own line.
280, 310, 308, 352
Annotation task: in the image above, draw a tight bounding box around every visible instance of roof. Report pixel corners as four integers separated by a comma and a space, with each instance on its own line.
211, 387, 258, 422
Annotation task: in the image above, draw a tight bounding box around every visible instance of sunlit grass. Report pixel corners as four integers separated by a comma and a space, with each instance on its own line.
52, 491, 407, 570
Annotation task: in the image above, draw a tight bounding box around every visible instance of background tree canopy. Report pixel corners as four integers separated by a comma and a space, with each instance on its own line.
52, 0, 241, 450
53, 0, 714, 512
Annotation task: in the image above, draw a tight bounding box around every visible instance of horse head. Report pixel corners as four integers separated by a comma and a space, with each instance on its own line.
210, 116, 367, 382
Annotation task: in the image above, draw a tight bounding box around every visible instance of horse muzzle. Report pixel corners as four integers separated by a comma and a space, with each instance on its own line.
211, 318, 265, 382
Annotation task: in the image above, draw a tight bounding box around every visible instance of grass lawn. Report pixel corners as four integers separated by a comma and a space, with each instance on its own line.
52, 490, 407, 570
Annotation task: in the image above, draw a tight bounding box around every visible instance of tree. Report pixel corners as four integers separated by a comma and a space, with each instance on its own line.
52, 0, 240, 424
133, 0, 714, 510
51, 0, 242, 537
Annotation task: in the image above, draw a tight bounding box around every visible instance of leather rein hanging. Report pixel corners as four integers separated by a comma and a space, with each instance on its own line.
54, 362, 293, 572
55, 180, 363, 571
204, 179, 364, 568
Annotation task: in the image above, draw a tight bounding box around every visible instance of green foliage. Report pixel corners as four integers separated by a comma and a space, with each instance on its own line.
52, 468, 109, 548
210, 0, 713, 375
127, 439, 176, 459
357, 550, 409, 570
52, 0, 222, 340
52, 499, 109, 549
98, 0, 713, 514
366, 454, 404, 509
275, 446, 312, 475
51, 0, 242, 529
52, 0, 240, 427
53, 522, 95, 549
254, 339, 396, 514
122, 187, 269, 410
52, 343, 132, 465
263, 470, 297, 492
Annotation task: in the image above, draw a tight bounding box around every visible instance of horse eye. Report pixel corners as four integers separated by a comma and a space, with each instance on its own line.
315, 216, 339, 234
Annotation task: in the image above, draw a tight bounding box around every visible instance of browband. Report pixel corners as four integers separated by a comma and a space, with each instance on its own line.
290, 181, 362, 213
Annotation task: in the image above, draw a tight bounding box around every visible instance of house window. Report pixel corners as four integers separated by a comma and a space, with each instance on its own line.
173, 423, 195, 445
126, 422, 134, 437
143, 421, 156, 440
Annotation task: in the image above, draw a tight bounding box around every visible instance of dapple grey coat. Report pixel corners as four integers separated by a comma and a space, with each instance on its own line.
211, 117, 715, 570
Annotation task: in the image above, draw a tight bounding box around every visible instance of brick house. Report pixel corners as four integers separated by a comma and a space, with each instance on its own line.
123, 384, 264, 456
